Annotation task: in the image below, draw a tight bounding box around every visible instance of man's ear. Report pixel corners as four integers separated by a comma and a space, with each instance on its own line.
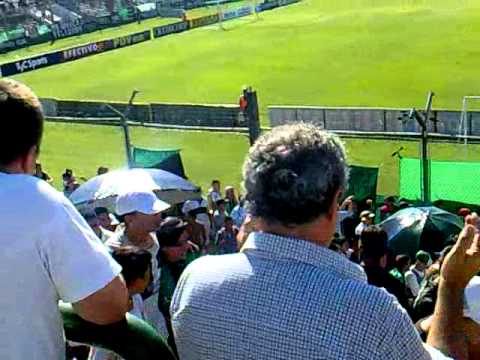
327, 190, 343, 220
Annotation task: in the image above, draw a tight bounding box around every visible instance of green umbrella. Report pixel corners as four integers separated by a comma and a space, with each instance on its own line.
61, 303, 176, 360
380, 206, 463, 259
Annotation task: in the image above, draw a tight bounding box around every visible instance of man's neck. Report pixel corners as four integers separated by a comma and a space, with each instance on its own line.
256, 217, 333, 247
0, 162, 25, 174
125, 228, 154, 247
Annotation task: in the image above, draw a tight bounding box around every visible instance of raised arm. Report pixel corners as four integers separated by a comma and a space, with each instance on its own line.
428, 215, 480, 359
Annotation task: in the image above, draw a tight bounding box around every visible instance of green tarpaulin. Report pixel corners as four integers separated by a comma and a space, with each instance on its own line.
133, 147, 186, 179
400, 157, 480, 204
344, 165, 379, 202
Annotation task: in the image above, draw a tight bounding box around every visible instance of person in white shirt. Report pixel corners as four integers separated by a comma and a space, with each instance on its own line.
355, 210, 375, 237
405, 250, 432, 298
0, 79, 129, 360
335, 195, 356, 237
207, 180, 222, 212
89, 247, 153, 360
105, 190, 170, 339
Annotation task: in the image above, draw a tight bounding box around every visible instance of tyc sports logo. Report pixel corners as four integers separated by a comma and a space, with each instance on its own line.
15, 57, 49, 73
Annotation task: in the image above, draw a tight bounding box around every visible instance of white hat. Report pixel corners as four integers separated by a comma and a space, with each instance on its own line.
116, 190, 170, 216
464, 276, 480, 324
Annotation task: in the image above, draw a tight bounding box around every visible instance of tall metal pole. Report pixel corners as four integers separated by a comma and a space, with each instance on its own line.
421, 91, 434, 203
105, 90, 139, 169
106, 104, 134, 168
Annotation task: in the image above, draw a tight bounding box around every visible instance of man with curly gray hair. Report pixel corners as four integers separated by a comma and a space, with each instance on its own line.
171, 124, 457, 359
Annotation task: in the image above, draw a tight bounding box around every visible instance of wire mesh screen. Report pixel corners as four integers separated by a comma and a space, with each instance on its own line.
400, 157, 480, 204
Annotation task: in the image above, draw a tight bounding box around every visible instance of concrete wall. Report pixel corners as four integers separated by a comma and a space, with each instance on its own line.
40, 98, 243, 128
151, 103, 242, 127
269, 106, 480, 136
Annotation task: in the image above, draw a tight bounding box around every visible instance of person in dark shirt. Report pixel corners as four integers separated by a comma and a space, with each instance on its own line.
360, 226, 411, 314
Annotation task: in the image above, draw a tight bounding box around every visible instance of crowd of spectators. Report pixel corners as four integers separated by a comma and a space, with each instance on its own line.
4, 79, 480, 360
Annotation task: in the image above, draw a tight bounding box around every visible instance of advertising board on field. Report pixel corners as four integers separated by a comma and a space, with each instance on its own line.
62, 41, 107, 61
112, 30, 152, 49
153, 21, 189, 38
221, 6, 252, 21
189, 14, 219, 29
0, 51, 62, 76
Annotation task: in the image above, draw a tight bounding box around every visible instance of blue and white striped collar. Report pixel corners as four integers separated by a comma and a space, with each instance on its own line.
242, 232, 367, 283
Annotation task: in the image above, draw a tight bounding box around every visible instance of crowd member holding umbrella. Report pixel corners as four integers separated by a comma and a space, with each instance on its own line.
0, 79, 129, 359
106, 190, 171, 339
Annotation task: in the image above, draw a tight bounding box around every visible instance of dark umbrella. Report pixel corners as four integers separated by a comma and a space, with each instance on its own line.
380, 206, 463, 259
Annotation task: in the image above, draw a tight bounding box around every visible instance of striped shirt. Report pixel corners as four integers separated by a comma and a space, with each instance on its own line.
171, 232, 448, 360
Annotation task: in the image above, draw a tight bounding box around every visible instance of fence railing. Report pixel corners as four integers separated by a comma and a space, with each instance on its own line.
269, 106, 480, 136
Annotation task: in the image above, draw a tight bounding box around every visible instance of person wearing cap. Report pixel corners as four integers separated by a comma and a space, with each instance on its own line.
105, 190, 170, 339
355, 210, 375, 237
182, 199, 211, 241
0, 79, 129, 359
405, 250, 432, 298
458, 207, 472, 218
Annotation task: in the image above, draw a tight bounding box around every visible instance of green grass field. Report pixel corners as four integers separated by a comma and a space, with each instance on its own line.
41, 122, 480, 197
5, 0, 480, 197
10, 0, 480, 113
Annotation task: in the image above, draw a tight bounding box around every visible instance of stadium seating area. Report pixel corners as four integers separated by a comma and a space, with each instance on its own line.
0, 0, 135, 42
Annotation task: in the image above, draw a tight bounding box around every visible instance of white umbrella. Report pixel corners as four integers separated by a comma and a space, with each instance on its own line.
70, 168, 201, 213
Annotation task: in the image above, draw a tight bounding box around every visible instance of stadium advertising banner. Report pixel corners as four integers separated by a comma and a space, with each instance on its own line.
112, 30, 152, 49
52, 20, 84, 40
0, 51, 62, 76
62, 42, 108, 61
221, 6, 252, 21
189, 14, 220, 29
153, 21, 189, 38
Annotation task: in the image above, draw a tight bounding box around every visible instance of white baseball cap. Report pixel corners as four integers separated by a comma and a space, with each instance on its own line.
116, 190, 170, 216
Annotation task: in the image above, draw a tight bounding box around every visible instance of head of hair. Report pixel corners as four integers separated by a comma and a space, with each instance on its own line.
216, 199, 225, 206
416, 250, 431, 265
224, 216, 233, 223
212, 180, 220, 186
94, 207, 109, 216
111, 246, 152, 287
0, 79, 44, 166
242, 123, 348, 227
361, 226, 388, 262
394, 254, 411, 269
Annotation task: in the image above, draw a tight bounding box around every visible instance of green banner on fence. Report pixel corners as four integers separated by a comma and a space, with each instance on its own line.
400, 157, 480, 204
344, 165, 379, 202
133, 147, 186, 178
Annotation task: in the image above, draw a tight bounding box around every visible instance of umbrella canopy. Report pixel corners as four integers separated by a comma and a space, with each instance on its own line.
70, 168, 201, 213
380, 206, 463, 258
